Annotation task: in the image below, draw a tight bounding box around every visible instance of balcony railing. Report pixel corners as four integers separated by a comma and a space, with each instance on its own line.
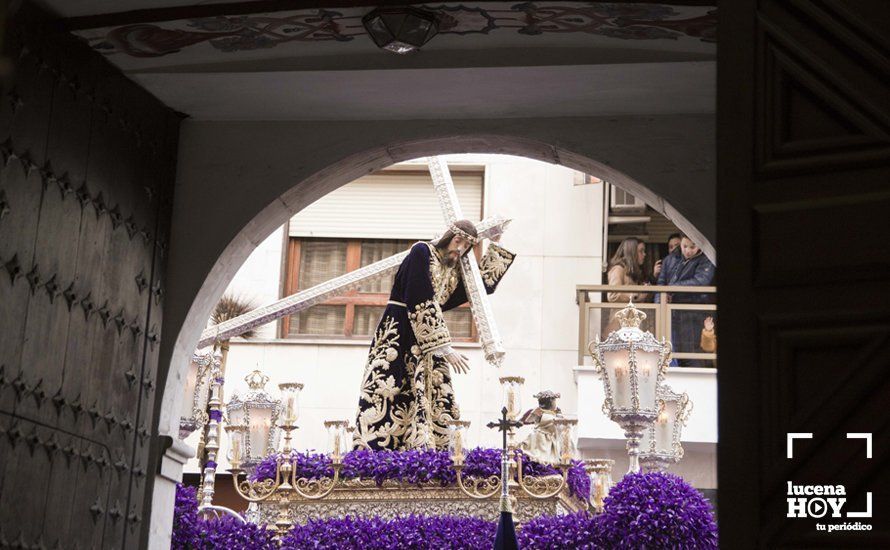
576, 284, 717, 368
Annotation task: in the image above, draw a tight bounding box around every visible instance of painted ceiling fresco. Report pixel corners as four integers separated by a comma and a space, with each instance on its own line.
75, 2, 716, 60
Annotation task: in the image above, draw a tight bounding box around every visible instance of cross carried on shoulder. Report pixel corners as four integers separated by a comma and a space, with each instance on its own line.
198, 157, 511, 368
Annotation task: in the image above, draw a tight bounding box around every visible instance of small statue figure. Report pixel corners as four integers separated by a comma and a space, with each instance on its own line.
518, 390, 575, 465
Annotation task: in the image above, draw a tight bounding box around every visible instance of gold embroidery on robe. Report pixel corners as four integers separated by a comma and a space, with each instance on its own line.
409, 299, 451, 354
427, 243, 460, 305
354, 317, 401, 449
479, 243, 516, 287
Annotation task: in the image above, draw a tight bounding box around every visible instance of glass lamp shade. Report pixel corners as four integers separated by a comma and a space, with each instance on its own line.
247, 406, 275, 459
224, 424, 247, 468
225, 370, 282, 465
554, 418, 579, 464
589, 302, 670, 417
324, 420, 350, 460
227, 402, 245, 427
278, 382, 303, 426
602, 347, 660, 411
643, 385, 692, 460
447, 420, 471, 465
499, 376, 525, 420
362, 7, 439, 54
583, 458, 615, 511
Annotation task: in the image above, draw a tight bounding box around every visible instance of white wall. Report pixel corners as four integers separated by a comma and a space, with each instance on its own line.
221, 231, 285, 340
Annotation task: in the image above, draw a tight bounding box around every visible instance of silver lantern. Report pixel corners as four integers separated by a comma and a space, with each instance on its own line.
640, 384, 692, 472
225, 370, 281, 469
588, 302, 670, 473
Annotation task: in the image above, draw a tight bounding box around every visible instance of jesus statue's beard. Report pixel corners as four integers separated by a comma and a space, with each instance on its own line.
443, 252, 460, 268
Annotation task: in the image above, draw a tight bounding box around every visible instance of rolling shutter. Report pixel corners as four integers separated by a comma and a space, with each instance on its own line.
289, 170, 484, 239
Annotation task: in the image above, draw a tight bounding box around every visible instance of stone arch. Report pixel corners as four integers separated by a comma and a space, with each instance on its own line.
158, 133, 714, 439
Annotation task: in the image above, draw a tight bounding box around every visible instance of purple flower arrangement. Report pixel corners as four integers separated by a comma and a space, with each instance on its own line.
597, 471, 718, 549
251, 447, 591, 501
518, 512, 600, 549
172, 484, 277, 550
174, 471, 718, 549
280, 515, 497, 550
172, 484, 202, 549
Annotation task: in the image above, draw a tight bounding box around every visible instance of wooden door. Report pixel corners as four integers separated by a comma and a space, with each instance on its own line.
718, 0, 889, 547
0, 4, 179, 548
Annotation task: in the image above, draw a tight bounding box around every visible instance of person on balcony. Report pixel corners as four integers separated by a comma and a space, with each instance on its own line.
658, 235, 716, 365
606, 237, 651, 303
605, 238, 651, 334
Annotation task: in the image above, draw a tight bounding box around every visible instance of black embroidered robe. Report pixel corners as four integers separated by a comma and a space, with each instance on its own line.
353, 241, 515, 450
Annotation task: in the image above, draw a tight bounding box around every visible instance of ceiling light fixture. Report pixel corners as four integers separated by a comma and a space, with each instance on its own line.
362, 7, 439, 54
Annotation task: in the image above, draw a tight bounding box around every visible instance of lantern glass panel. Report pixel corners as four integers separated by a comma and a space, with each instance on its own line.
248, 406, 274, 459
640, 422, 655, 452
654, 401, 679, 453
635, 348, 661, 412
603, 350, 632, 408
228, 406, 245, 427
181, 359, 200, 415
380, 13, 406, 36
364, 16, 392, 47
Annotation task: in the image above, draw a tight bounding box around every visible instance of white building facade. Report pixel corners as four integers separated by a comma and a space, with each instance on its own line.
184, 153, 716, 494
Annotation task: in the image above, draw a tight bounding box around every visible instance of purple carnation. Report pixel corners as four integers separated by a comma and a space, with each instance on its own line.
172, 483, 276, 549
172, 484, 201, 550
195, 517, 277, 549
518, 512, 600, 549
280, 515, 497, 549
596, 472, 718, 549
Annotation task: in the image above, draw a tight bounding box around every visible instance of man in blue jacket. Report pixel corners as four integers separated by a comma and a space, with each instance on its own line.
658, 235, 715, 366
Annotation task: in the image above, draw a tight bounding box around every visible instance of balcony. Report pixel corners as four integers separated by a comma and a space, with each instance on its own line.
573, 285, 717, 484
575, 284, 717, 367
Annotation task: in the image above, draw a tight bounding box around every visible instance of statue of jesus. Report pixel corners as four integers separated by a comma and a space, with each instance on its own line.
353, 219, 515, 450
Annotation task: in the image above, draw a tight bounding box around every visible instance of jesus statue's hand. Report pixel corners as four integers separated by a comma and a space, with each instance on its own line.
444, 351, 471, 374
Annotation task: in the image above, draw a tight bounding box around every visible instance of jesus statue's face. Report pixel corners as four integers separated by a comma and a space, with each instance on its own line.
444, 235, 471, 267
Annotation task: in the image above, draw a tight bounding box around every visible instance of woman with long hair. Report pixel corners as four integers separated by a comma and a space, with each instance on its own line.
606, 237, 650, 303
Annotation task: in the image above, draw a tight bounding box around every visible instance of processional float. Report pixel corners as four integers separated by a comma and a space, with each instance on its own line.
184, 158, 517, 523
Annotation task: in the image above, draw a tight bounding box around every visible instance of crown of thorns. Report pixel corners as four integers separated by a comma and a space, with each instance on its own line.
449, 224, 479, 245
534, 390, 560, 399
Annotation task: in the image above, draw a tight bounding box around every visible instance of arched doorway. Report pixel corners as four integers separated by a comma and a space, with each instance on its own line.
149, 134, 717, 547
158, 135, 715, 440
